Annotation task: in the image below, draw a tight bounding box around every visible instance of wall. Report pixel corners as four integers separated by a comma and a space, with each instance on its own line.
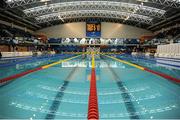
0, 45, 29, 52
37, 22, 85, 38
37, 22, 153, 38
101, 23, 153, 38
17, 46, 28, 52
0, 45, 10, 52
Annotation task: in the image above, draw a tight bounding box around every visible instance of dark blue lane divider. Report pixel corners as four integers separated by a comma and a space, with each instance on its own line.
45, 67, 77, 119
101, 56, 139, 119
45, 81, 69, 119
109, 67, 139, 119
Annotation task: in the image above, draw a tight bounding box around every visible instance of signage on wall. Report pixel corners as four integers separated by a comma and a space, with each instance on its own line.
86, 22, 101, 37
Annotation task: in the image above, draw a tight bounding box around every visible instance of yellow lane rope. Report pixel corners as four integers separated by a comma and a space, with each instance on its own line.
42, 55, 81, 69
92, 54, 95, 69
104, 55, 145, 70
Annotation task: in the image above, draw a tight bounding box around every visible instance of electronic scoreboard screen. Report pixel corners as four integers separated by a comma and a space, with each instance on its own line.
86, 22, 101, 37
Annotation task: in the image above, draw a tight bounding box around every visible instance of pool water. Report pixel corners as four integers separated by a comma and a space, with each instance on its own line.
0, 54, 73, 79
116, 54, 180, 79
0, 54, 180, 119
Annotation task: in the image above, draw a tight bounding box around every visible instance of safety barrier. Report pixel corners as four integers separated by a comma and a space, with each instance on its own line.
88, 54, 99, 119
0, 55, 80, 84
105, 55, 180, 83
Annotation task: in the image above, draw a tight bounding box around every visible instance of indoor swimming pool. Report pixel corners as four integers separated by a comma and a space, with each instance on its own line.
0, 54, 180, 119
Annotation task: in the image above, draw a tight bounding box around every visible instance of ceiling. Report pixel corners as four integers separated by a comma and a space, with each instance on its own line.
0, 0, 180, 32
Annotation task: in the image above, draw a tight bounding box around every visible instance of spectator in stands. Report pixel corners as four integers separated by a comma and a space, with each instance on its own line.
14, 47, 18, 52
114, 39, 118, 45
34, 39, 39, 44
0, 52, 1, 59
65, 38, 71, 43
74, 38, 79, 43
100, 38, 104, 44
80, 38, 86, 44
13, 38, 18, 44
97, 39, 101, 44
108, 39, 111, 44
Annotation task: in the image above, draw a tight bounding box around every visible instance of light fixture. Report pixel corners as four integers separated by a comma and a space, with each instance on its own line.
40, 0, 50, 2
58, 15, 64, 22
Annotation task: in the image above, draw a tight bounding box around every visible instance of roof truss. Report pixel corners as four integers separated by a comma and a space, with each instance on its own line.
23, 1, 166, 19
35, 10, 153, 25
5, 0, 180, 8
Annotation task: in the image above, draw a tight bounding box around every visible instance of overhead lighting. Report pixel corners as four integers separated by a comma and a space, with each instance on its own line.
23, 1, 166, 16
137, 0, 149, 2
35, 10, 152, 24
124, 16, 130, 21
40, 0, 50, 2
58, 15, 64, 22
6, 0, 50, 3
6, 0, 21, 2
126, 1, 144, 21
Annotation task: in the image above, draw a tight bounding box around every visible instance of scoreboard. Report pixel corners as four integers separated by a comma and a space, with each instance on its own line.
86, 22, 101, 37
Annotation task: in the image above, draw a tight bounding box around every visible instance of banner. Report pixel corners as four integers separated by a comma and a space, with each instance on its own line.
86, 22, 101, 37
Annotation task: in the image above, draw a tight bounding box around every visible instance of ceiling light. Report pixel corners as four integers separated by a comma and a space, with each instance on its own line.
40, 0, 50, 2
58, 15, 64, 22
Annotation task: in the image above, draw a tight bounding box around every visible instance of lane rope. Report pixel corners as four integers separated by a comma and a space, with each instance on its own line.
0, 55, 81, 84
104, 55, 180, 83
88, 54, 99, 119
42, 55, 80, 69
104, 55, 144, 70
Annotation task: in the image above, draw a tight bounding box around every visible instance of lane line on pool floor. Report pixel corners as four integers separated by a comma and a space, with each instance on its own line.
45, 67, 78, 119
104, 55, 180, 83
0, 55, 81, 84
101, 56, 139, 119
87, 54, 99, 119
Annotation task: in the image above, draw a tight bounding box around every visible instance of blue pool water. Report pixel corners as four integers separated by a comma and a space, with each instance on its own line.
115, 54, 180, 79
0, 54, 180, 119
0, 54, 73, 79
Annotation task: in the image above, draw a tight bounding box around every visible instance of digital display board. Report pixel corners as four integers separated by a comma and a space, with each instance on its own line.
86, 22, 101, 37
